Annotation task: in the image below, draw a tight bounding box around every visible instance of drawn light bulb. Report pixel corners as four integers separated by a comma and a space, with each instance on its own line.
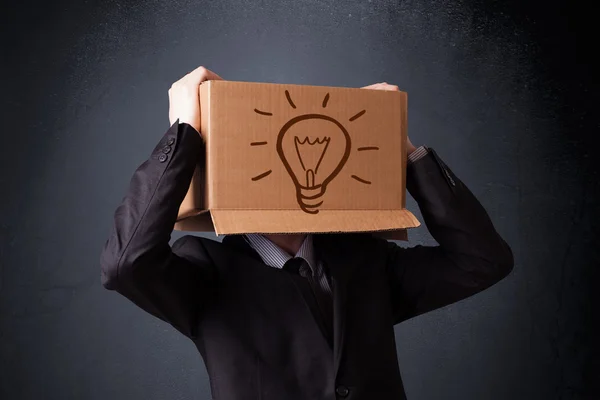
276, 114, 352, 214
251, 90, 373, 213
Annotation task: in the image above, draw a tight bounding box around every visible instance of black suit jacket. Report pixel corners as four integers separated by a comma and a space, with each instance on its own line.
100, 122, 514, 400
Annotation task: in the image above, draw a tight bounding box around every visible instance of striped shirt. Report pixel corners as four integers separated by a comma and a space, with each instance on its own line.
244, 234, 333, 297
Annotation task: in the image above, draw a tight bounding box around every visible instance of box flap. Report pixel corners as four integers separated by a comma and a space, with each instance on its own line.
210, 209, 419, 234
174, 209, 415, 241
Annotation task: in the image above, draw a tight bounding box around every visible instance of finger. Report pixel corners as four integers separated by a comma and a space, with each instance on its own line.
187, 66, 223, 84
204, 69, 223, 81
363, 83, 399, 91
186, 66, 207, 82
361, 83, 388, 90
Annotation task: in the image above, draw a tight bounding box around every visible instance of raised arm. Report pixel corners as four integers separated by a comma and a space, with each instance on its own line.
385, 148, 514, 323
100, 66, 223, 338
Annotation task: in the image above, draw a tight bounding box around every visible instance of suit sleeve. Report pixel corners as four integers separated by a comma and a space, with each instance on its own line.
100, 121, 216, 338
385, 149, 514, 323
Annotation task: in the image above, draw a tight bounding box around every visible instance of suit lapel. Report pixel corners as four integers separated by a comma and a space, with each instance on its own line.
314, 234, 364, 376
224, 234, 336, 350
225, 233, 366, 375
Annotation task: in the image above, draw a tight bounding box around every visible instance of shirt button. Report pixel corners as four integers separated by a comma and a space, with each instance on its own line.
158, 153, 168, 163
335, 385, 349, 397
167, 138, 175, 145
162, 145, 172, 154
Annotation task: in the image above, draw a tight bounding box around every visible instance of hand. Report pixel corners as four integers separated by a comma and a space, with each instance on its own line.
361, 82, 417, 155
168, 66, 223, 133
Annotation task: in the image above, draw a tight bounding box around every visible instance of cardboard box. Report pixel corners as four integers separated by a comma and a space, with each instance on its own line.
174, 80, 420, 240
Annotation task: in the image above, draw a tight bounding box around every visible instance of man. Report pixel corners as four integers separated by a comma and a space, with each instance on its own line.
100, 65, 514, 400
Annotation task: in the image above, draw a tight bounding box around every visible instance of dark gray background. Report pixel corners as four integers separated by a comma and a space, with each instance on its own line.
1, 0, 598, 399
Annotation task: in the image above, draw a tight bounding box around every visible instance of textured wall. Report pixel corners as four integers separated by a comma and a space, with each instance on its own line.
1, 0, 597, 399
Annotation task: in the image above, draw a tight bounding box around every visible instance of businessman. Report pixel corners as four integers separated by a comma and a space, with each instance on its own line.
100, 66, 514, 400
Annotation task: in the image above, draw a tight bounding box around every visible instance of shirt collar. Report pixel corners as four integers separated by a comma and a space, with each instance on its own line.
244, 234, 317, 273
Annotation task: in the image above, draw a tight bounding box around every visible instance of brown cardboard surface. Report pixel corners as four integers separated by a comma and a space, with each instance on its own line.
174, 211, 411, 241
176, 80, 420, 238
175, 209, 418, 235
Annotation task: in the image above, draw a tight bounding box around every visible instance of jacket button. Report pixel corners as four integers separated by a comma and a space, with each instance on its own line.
335, 385, 349, 397
162, 145, 172, 154
158, 153, 168, 163
167, 138, 175, 145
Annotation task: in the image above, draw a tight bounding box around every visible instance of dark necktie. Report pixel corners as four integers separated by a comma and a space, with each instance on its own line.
283, 257, 334, 344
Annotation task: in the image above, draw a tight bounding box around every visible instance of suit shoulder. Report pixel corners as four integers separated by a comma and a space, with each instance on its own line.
172, 235, 222, 262
330, 232, 381, 247
318, 233, 383, 258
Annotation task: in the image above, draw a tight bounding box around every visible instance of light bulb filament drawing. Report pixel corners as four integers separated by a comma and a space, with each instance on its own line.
294, 136, 331, 188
